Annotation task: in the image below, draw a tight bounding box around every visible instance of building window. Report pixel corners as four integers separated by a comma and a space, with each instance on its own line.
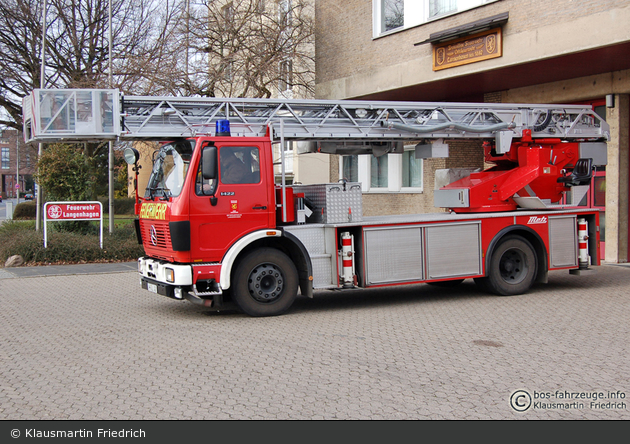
342, 154, 358, 183
274, 141, 294, 183
373, 0, 498, 37
279, 59, 293, 92
278, 0, 292, 28
382, 0, 404, 32
1, 147, 9, 169
371, 155, 388, 189
340, 147, 423, 193
429, 0, 457, 18
402, 150, 422, 188
224, 60, 234, 81
222, 2, 233, 21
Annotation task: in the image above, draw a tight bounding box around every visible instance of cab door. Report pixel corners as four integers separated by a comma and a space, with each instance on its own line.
189, 140, 272, 262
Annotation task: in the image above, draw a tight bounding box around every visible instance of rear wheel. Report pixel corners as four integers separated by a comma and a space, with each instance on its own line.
232, 248, 298, 317
479, 235, 537, 296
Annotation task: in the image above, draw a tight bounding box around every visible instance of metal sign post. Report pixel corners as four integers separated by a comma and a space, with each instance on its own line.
43, 201, 103, 248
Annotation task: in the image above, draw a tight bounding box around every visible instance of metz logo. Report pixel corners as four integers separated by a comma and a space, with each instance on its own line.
528, 216, 548, 225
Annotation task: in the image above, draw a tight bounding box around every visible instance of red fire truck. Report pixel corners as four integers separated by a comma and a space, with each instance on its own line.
23, 89, 609, 316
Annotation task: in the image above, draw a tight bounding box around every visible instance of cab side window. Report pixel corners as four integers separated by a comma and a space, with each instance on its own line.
220, 146, 260, 184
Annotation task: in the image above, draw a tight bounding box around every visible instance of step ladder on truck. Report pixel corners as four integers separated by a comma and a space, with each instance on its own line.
23, 89, 609, 316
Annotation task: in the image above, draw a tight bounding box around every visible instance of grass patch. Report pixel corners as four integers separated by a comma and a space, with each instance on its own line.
0, 220, 144, 266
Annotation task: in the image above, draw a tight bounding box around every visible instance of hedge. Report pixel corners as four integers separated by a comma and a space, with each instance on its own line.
0, 221, 144, 265
13, 201, 38, 220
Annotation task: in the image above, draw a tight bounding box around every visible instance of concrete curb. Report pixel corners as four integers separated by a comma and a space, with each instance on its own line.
0, 261, 137, 279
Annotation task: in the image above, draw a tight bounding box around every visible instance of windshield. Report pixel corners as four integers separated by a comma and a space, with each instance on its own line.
145, 140, 194, 199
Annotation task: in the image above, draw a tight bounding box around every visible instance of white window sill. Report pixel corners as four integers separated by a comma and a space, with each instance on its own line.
364, 189, 424, 194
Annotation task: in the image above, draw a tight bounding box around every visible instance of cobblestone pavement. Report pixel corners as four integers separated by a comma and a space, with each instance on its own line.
1, 264, 629, 420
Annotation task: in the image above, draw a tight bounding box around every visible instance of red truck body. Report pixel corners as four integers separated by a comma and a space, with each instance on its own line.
133, 134, 601, 317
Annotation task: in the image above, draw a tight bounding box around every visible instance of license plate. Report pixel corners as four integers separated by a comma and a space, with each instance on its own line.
147, 283, 158, 294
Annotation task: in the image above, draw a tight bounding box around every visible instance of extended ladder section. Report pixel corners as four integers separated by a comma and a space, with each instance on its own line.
23, 89, 609, 154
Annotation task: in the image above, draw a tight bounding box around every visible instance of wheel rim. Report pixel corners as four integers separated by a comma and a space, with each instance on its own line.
247, 263, 284, 303
499, 248, 529, 284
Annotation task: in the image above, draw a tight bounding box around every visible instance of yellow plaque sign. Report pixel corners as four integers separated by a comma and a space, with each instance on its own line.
433, 28, 502, 71
140, 202, 167, 220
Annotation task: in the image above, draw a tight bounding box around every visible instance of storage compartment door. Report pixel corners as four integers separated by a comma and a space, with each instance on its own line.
549, 215, 578, 267
364, 226, 423, 285
425, 222, 482, 279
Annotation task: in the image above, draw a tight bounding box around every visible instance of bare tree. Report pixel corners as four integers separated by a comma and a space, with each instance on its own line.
0, 0, 315, 131
0, 0, 184, 130
168, 0, 315, 99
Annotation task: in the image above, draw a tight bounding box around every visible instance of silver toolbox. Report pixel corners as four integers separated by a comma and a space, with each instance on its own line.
292, 182, 363, 224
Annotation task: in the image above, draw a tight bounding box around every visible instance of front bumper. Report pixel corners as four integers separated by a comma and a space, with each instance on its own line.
138, 257, 193, 301
140, 276, 217, 307
138, 257, 193, 286
138, 257, 223, 307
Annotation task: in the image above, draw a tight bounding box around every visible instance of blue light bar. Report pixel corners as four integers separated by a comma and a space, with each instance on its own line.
216, 119, 231, 137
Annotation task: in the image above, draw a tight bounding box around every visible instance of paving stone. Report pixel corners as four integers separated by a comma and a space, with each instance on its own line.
0, 266, 629, 419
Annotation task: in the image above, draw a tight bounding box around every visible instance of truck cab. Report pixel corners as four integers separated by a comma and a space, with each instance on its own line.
131, 132, 304, 315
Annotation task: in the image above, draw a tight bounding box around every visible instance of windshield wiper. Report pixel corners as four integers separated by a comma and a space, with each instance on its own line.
158, 188, 172, 201
149, 186, 171, 201
146, 184, 157, 200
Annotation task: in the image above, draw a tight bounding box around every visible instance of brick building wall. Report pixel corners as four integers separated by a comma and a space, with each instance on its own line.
316, 0, 630, 254
1, 129, 37, 198
316, 0, 630, 90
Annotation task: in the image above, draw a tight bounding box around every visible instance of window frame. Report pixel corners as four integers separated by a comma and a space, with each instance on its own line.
219, 146, 261, 185
400, 147, 424, 193
278, 59, 293, 93
278, 0, 292, 28
222, 2, 234, 21
373, 0, 499, 38
1, 147, 10, 170
339, 146, 423, 194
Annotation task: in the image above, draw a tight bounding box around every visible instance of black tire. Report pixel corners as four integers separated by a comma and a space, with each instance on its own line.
474, 276, 491, 293
427, 279, 465, 287
232, 248, 298, 317
482, 235, 537, 296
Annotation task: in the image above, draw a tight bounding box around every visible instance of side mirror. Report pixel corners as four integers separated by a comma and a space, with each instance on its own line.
202, 145, 218, 180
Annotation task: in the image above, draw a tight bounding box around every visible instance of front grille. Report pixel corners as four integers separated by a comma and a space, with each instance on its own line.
140, 220, 172, 250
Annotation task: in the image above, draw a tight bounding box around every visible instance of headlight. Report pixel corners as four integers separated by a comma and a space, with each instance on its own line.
165, 268, 175, 283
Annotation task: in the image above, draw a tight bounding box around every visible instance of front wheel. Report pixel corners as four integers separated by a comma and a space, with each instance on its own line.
479, 235, 537, 296
232, 248, 298, 317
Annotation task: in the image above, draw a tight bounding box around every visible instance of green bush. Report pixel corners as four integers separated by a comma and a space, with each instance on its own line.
50, 220, 99, 235
35, 144, 94, 201
0, 221, 144, 265
13, 201, 38, 220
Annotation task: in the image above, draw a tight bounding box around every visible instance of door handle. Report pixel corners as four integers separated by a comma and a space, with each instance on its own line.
252, 206, 267, 210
